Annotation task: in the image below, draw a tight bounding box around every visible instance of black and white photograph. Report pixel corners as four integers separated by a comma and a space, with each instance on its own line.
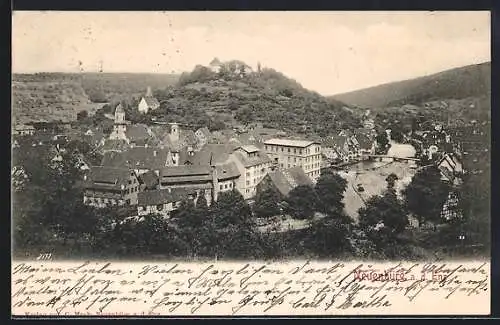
11, 11, 491, 316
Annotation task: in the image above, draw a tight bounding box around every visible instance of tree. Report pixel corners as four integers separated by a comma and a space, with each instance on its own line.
305, 215, 352, 257
77, 110, 89, 121
253, 187, 282, 218
403, 166, 451, 226
315, 170, 347, 216
196, 193, 208, 210
235, 106, 254, 126
358, 189, 408, 234
385, 173, 399, 189
286, 185, 318, 220
173, 199, 205, 257
210, 190, 262, 259
375, 132, 389, 154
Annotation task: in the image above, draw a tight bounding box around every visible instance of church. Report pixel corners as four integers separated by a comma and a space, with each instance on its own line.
138, 86, 160, 114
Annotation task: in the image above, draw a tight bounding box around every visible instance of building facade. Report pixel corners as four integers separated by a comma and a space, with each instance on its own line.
263, 138, 322, 182
83, 166, 140, 207
109, 104, 129, 142
230, 145, 272, 199
138, 87, 160, 114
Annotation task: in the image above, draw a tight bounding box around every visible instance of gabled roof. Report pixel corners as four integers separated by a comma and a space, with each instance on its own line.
239, 145, 260, 153
100, 139, 129, 152
142, 96, 160, 108
215, 162, 240, 180
160, 165, 213, 184
325, 135, 348, 148
161, 127, 198, 151
232, 150, 271, 168
190, 143, 236, 166
138, 188, 197, 206
115, 104, 124, 113
85, 166, 134, 190
196, 127, 211, 138
126, 124, 152, 142
264, 167, 313, 197
102, 146, 170, 170
210, 57, 222, 66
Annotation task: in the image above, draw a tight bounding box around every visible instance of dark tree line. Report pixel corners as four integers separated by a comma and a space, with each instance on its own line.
13, 144, 489, 260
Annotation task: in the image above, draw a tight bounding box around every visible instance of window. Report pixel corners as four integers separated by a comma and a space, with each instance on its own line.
220, 185, 223, 190
128, 180, 132, 184
288, 164, 290, 168
126, 199, 131, 205
294, 158, 297, 163
246, 180, 250, 186
224, 184, 228, 189
288, 148, 290, 153
294, 148, 296, 154
281, 147, 284, 152
229, 183, 232, 188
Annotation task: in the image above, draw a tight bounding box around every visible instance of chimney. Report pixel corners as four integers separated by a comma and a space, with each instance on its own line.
145, 143, 148, 148
153, 150, 157, 157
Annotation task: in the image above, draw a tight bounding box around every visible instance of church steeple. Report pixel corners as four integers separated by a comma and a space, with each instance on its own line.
109, 103, 128, 142
146, 86, 153, 97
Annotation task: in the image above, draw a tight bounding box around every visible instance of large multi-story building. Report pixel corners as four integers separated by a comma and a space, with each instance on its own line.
83, 166, 140, 207
158, 162, 240, 205
263, 138, 322, 182
229, 145, 273, 199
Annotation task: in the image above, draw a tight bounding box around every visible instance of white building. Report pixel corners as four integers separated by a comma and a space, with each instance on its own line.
263, 138, 322, 182
109, 104, 129, 142
138, 87, 160, 114
230, 145, 273, 199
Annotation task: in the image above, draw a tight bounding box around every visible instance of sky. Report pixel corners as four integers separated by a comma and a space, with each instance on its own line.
12, 11, 491, 95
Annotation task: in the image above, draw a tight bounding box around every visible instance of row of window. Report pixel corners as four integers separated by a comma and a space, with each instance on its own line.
219, 182, 233, 191
125, 186, 139, 194
307, 170, 321, 177
85, 197, 130, 205
246, 167, 267, 178
285, 154, 321, 163
265, 145, 320, 155
245, 187, 256, 194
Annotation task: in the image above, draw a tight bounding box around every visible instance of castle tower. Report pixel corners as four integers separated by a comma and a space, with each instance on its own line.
110, 104, 128, 141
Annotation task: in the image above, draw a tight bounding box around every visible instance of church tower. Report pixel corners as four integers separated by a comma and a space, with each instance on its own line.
170, 122, 179, 143
146, 86, 153, 97
110, 104, 128, 141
